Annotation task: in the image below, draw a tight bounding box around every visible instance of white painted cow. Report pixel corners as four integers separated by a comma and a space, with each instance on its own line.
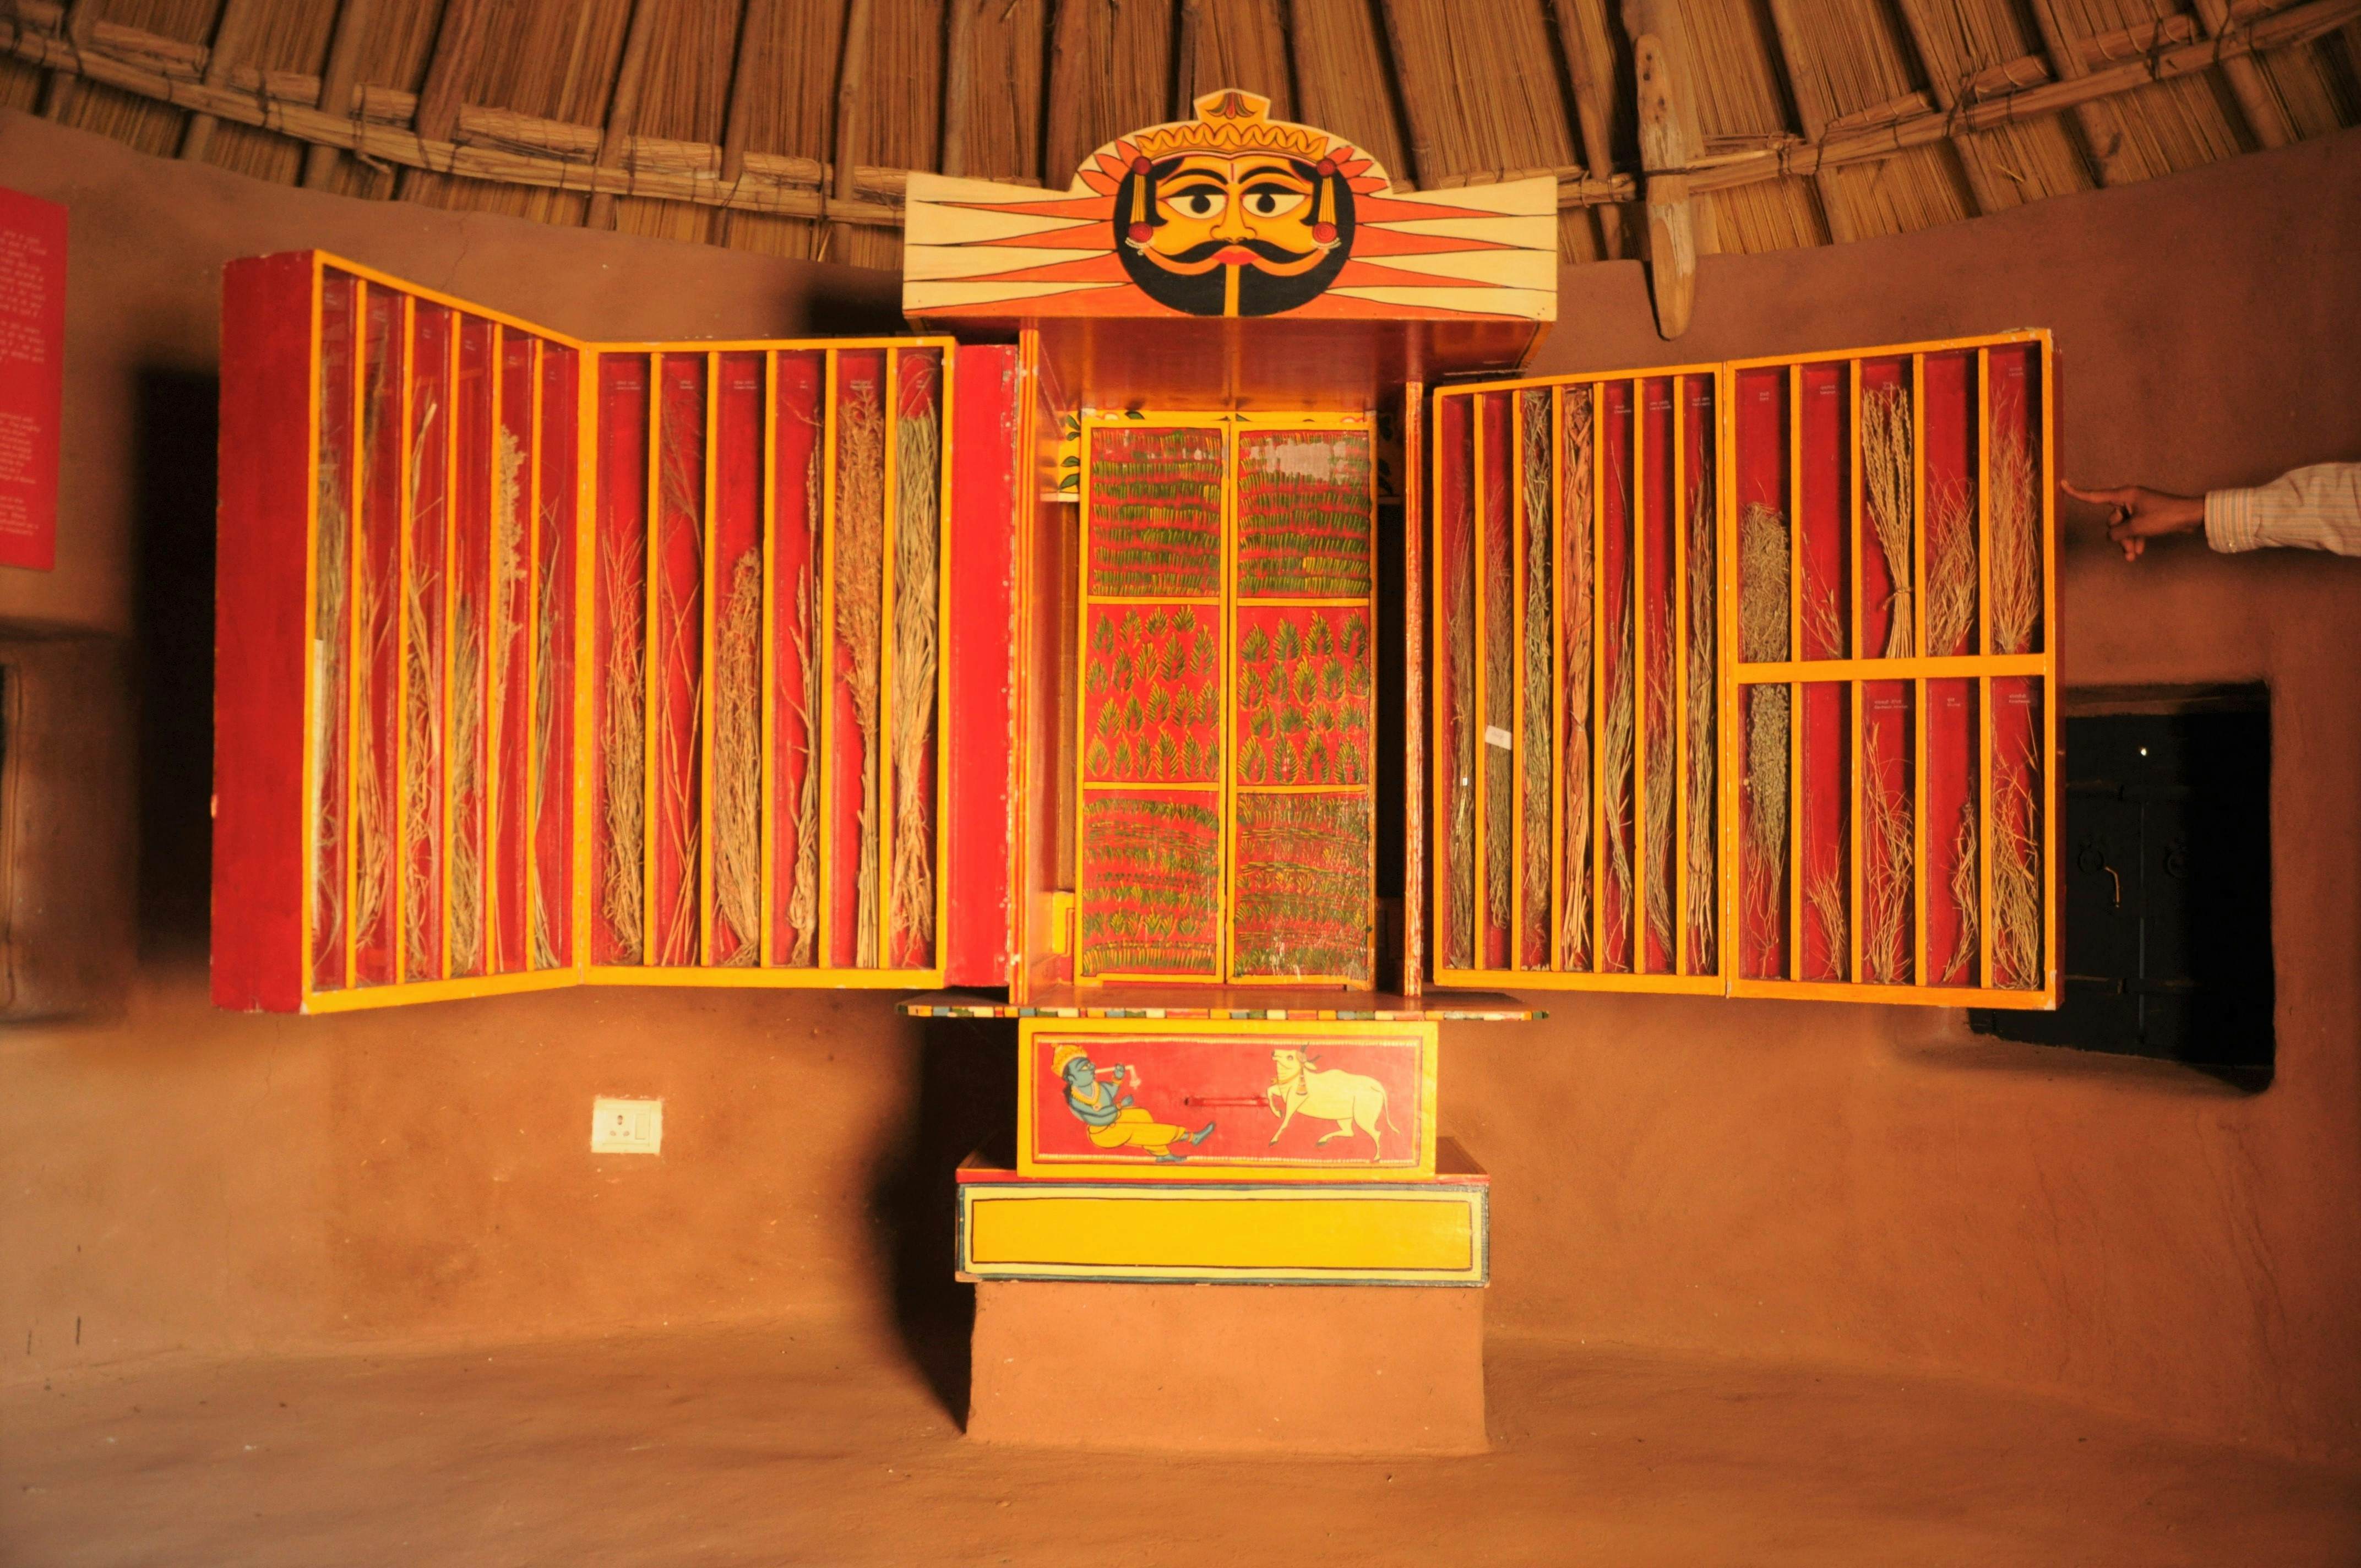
1266, 1048, 1392, 1158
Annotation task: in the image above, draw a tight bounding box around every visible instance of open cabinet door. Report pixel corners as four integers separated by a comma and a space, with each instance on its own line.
1426, 331, 2059, 1010
214, 253, 1018, 1012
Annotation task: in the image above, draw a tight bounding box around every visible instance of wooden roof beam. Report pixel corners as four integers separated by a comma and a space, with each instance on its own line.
1633, 28, 1696, 336
1547, 0, 1628, 258
829, 0, 877, 254
301, 0, 379, 189
34, 0, 98, 120
939, 0, 976, 177
2192, 0, 2295, 148
178, 0, 261, 163
1374, 0, 1438, 186
586, 0, 666, 230
2024, 0, 2138, 186
1887, 0, 1995, 216
1761, 0, 1857, 242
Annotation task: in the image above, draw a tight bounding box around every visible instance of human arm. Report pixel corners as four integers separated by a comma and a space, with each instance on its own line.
2065, 465, 2361, 561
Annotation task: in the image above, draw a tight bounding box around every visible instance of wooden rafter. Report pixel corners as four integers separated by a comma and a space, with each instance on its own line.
586, 0, 666, 230
178, 0, 260, 163
1548, 0, 1628, 259
830, 0, 877, 253
1632, 27, 1696, 337
1760, 0, 1854, 242
399, 0, 496, 198
1373, 0, 1436, 184
939, 0, 976, 177
1887, 0, 1995, 216
2193, 0, 2294, 148
301, 0, 379, 189
2024, 0, 2137, 186
35, 0, 98, 120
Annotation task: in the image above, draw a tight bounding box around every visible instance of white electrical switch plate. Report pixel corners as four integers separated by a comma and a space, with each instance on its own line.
591, 1097, 663, 1154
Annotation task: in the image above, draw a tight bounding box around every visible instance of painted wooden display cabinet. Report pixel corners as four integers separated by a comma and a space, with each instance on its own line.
215, 94, 2060, 1354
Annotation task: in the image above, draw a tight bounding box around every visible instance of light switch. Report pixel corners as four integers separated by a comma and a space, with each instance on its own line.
591, 1097, 663, 1154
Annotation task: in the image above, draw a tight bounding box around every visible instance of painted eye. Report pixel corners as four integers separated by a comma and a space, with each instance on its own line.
1167, 190, 1222, 219
1244, 189, 1306, 219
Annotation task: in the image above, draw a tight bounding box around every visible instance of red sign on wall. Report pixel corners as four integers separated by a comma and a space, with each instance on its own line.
0, 187, 65, 573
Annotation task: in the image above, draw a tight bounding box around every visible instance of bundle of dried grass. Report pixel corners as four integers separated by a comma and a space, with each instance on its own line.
783, 446, 824, 966
598, 531, 646, 963
400, 399, 444, 978
351, 563, 393, 968
311, 453, 350, 955
835, 382, 887, 967
1641, 642, 1675, 960
888, 402, 942, 965
447, 591, 487, 977
710, 551, 764, 965
1992, 748, 2042, 988
652, 436, 704, 967
1989, 425, 2041, 656
1484, 472, 1514, 948
1739, 502, 1791, 964
1926, 477, 1977, 658
1946, 797, 1979, 984
1518, 391, 1552, 965
1862, 725, 1913, 986
1806, 863, 1847, 981
1446, 503, 1476, 971
1557, 392, 1595, 970
1861, 386, 1915, 659
528, 518, 563, 971
1597, 589, 1634, 970
1682, 465, 1716, 971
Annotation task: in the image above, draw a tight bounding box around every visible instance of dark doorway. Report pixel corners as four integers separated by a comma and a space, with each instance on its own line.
1972, 689, 2274, 1087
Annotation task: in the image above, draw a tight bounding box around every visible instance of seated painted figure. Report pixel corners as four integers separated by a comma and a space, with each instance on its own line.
1053, 1042, 1215, 1163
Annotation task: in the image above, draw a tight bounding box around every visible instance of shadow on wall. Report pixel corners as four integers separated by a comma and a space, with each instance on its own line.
133, 368, 217, 960
867, 1017, 1014, 1429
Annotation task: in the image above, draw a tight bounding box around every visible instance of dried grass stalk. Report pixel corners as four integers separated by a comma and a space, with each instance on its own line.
1739, 502, 1790, 967
1597, 587, 1634, 970
1946, 797, 1979, 984
888, 401, 941, 965
1989, 424, 2041, 656
782, 443, 824, 966
1446, 493, 1476, 971
1484, 463, 1515, 948
399, 398, 443, 978
1682, 470, 1717, 972
1862, 724, 1914, 986
447, 590, 486, 977
1803, 578, 1845, 661
1861, 385, 1915, 658
311, 451, 350, 959
1992, 747, 2043, 988
1806, 864, 1847, 981
528, 515, 562, 971
1557, 392, 1595, 970
598, 528, 646, 963
834, 384, 887, 966
1926, 476, 1977, 658
710, 551, 764, 964
1518, 391, 1552, 966
1739, 502, 1791, 665
1641, 641, 1674, 960
652, 434, 704, 966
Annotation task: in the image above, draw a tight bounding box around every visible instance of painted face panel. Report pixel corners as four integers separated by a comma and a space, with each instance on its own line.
1116, 154, 1354, 318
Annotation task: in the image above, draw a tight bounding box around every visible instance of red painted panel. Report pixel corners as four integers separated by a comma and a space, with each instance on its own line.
945, 344, 1019, 988
213, 252, 318, 1011
709, 349, 765, 966
0, 186, 64, 571
533, 344, 578, 971
1732, 364, 1788, 981
767, 351, 826, 967
591, 351, 649, 966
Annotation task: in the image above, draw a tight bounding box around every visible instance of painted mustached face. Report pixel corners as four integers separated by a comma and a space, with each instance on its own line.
1117, 153, 1354, 318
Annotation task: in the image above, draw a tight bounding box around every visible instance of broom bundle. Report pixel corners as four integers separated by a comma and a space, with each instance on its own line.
889, 400, 942, 965
1860, 385, 1915, 658
1739, 502, 1791, 965
835, 382, 886, 966
711, 551, 764, 964
1518, 391, 1552, 963
1557, 390, 1595, 970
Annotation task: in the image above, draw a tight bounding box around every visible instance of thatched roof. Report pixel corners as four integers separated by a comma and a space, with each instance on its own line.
8, 0, 2356, 284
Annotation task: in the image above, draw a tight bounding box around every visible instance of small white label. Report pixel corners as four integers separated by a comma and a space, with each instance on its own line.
1484, 725, 1514, 750
591, 1097, 663, 1155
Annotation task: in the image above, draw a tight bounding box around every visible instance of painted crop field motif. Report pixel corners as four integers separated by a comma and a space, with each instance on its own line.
1232, 792, 1373, 982
1078, 791, 1221, 978
1087, 425, 1223, 598
1234, 429, 1373, 599
1082, 602, 1221, 783
1026, 1030, 1424, 1170
1233, 606, 1372, 786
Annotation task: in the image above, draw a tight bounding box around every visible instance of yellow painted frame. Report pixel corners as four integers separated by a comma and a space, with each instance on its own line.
291, 253, 958, 1011
1014, 1016, 1438, 1181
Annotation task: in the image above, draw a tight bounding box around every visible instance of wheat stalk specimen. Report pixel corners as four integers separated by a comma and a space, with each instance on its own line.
528, 515, 562, 971
597, 528, 646, 964
888, 401, 941, 965
447, 590, 486, 977
835, 383, 886, 966
1446, 497, 1476, 971
1682, 467, 1717, 972
1806, 864, 1848, 981
1557, 391, 1595, 970
1597, 589, 1635, 970
711, 551, 764, 964
1861, 385, 1915, 658
1862, 723, 1914, 985
1992, 746, 2043, 988
1739, 502, 1791, 968
1925, 476, 1977, 658
399, 398, 444, 979
782, 443, 824, 966
1641, 640, 1675, 960
651, 431, 704, 967
1989, 424, 2041, 655
1518, 390, 1552, 966
311, 452, 350, 960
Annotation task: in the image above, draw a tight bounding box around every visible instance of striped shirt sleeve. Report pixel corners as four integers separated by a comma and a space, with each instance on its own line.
2204, 462, 2361, 556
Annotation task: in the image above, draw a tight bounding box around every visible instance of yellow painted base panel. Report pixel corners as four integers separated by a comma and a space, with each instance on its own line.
956, 1150, 1489, 1287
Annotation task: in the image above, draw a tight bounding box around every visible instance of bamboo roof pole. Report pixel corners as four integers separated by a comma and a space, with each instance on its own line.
1374, 0, 1438, 184
1633, 31, 1696, 336
1548, 0, 1628, 258
1279, 0, 1304, 123
1041, 0, 1065, 184
714, 0, 775, 246
2024, 0, 2136, 186
939, 0, 976, 176
586, 0, 666, 231
2191, 0, 2293, 148
1760, 0, 1856, 242
829, 0, 877, 255
399, 0, 497, 199
1173, 0, 1203, 117
1888, 0, 1996, 216
177, 0, 261, 162
35, 0, 97, 119
301, 0, 379, 189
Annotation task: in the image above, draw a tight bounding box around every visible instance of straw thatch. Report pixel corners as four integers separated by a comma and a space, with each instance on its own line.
10, 0, 2350, 275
